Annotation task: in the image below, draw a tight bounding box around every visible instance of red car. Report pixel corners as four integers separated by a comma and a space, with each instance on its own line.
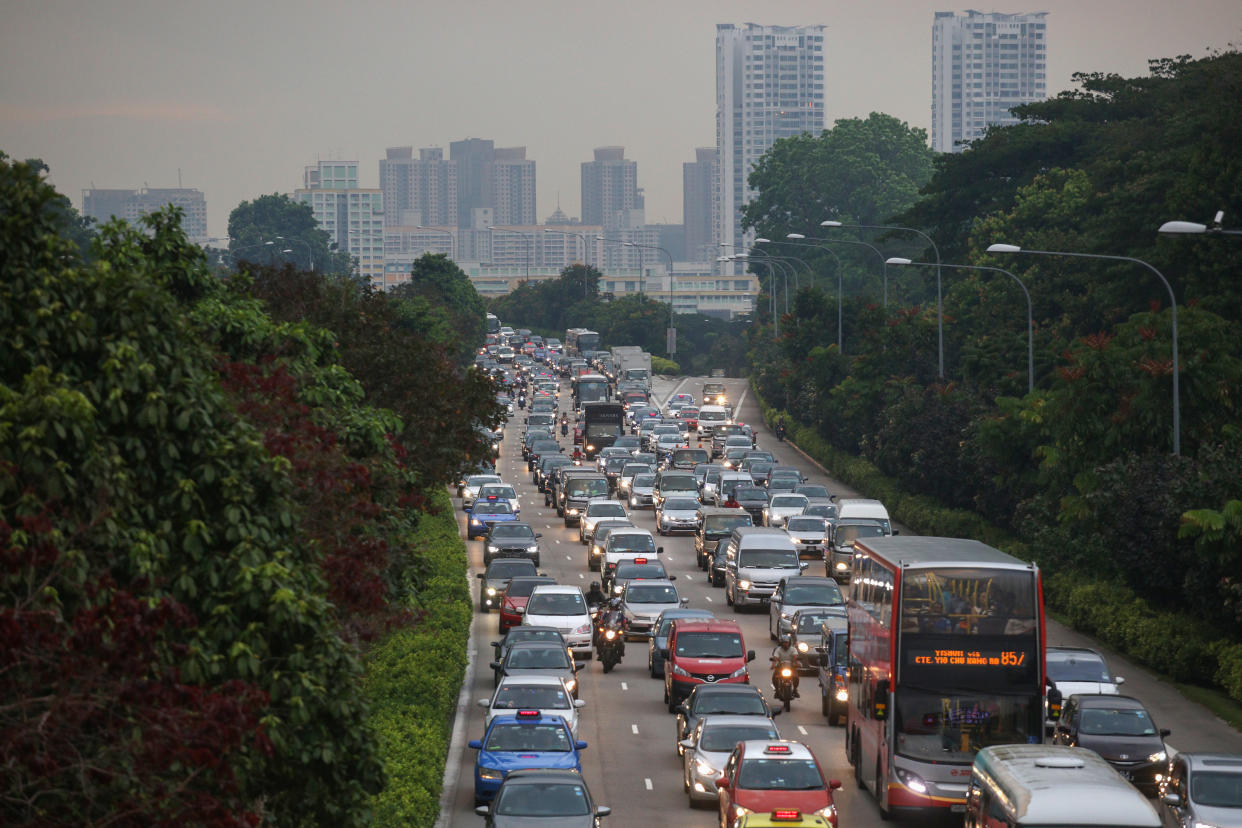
716, 740, 842, 827
497, 575, 554, 632
678, 407, 700, 431
663, 619, 755, 712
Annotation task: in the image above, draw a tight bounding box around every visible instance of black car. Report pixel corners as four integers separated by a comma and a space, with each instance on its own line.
733, 484, 769, 523
1052, 694, 1171, 796
673, 683, 779, 757
475, 769, 610, 826
483, 523, 543, 567
476, 558, 540, 612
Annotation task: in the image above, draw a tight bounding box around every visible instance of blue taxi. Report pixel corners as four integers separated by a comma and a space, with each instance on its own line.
467, 499, 519, 541
468, 710, 588, 804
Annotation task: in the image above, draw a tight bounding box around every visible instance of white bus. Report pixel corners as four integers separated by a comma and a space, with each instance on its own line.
966, 744, 1161, 828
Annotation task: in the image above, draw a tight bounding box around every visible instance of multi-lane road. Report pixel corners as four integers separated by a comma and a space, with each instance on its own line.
441, 373, 1242, 827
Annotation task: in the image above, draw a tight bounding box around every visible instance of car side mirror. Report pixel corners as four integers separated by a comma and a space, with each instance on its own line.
1161, 792, 1182, 807
476, 573, 485, 580
575, 740, 588, 750
715, 777, 730, 789
574, 699, 586, 709
1115, 676, 1126, 685
595, 806, 611, 817
829, 779, 842, 790
892, 530, 900, 536
680, 597, 690, 605
657, 547, 664, 554
799, 562, 809, 571
468, 739, 483, 750
476, 699, 490, 709
747, 649, 756, 662
536, 533, 543, 538
489, 661, 501, 670
668, 574, 677, 581
1160, 728, 1171, 738
679, 738, 694, 750
475, 805, 490, 817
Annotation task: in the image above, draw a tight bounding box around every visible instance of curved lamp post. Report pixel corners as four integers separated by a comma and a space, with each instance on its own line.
987, 243, 1180, 456
275, 235, 314, 271
889, 257, 1034, 395
784, 235, 844, 353
823, 220, 943, 377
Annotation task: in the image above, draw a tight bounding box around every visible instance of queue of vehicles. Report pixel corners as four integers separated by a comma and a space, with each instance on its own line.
459, 323, 1242, 827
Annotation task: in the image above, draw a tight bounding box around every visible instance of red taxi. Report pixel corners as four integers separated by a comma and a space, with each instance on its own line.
716, 741, 841, 827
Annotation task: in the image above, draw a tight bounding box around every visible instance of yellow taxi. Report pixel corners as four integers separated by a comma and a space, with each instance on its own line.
738, 809, 833, 827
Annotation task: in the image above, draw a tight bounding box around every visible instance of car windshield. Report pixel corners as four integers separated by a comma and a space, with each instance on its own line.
735, 488, 767, 502
771, 495, 807, 508
804, 504, 839, 519
494, 781, 592, 816
633, 475, 656, 487
797, 486, 830, 499
674, 450, 709, 463
695, 692, 768, 716
468, 475, 501, 487
566, 479, 609, 497
1191, 771, 1242, 808
701, 725, 779, 752
1080, 707, 1157, 737
484, 722, 572, 752
675, 632, 743, 658
610, 535, 655, 552
504, 579, 551, 598
738, 758, 823, 790
627, 584, 678, 603
664, 499, 699, 511
796, 613, 831, 633
504, 629, 563, 647
493, 685, 571, 710
738, 549, 800, 568
488, 561, 537, 578
476, 502, 513, 514
588, 503, 626, 517
705, 515, 751, 533
786, 517, 827, 534
616, 565, 664, 580
835, 523, 887, 545
784, 583, 844, 606
527, 594, 586, 616
506, 647, 571, 670
490, 525, 535, 541
605, 458, 628, 472
1047, 652, 1112, 682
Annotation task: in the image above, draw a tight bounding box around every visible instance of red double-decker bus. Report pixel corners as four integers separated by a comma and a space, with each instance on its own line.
845, 536, 1048, 819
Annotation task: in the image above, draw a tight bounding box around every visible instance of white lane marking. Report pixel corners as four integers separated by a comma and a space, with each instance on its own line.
644, 777, 653, 790
555, 539, 561, 544
705, 595, 713, 602
734, 384, 750, 421
657, 376, 692, 408
632, 724, 639, 735
566, 554, 572, 560
798, 725, 808, 735
578, 572, 585, 579
621, 682, 628, 691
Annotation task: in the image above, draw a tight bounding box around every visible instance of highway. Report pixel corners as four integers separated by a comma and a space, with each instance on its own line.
441, 372, 1242, 827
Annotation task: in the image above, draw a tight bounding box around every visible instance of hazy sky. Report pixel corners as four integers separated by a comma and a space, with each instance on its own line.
3, 0, 1239, 239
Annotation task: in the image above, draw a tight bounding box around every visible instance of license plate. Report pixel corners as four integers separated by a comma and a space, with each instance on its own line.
950, 804, 966, 814
1120, 770, 1134, 781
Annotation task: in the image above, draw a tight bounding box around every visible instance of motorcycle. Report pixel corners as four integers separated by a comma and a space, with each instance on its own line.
772, 662, 796, 711
518, 395, 527, 410
775, 423, 787, 442
598, 626, 624, 673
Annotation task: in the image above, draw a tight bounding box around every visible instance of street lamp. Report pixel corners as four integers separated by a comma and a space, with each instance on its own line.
725, 246, 791, 336
489, 226, 532, 280
822, 220, 944, 378
275, 235, 314, 271
889, 257, 1035, 395
595, 235, 644, 300
627, 241, 677, 355
986, 243, 1180, 455
1158, 211, 1242, 237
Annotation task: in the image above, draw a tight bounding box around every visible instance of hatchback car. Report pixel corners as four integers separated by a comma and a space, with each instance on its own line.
524, 585, 594, 661
1160, 752, 1242, 828
490, 641, 578, 697
682, 715, 781, 807
628, 473, 657, 509
477, 558, 540, 613
716, 740, 842, 827
656, 496, 703, 535
477, 675, 585, 738
475, 769, 611, 827
1052, 694, 1170, 796
764, 494, 809, 528
469, 711, 588, 805
483, 523, 542, 567
498, 576, 556, 632
648, 607, 714, 678
674, 683, 779, 756
620, 579, 688, 640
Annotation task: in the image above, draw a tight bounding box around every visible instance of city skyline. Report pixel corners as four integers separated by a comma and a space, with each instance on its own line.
3, 0, 1238, 240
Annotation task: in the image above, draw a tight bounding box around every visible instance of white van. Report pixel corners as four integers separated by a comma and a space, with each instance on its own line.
834, 498, 892, 532
966, 745, 1161, 828
697, 405, 729, 435
830, 499, 893, 581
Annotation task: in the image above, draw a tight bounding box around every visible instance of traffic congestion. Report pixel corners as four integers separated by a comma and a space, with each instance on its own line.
446, 321, 1242, 828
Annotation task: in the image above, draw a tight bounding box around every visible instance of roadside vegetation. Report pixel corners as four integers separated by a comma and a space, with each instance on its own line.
742, 52, 1242, 704
0, 154, 497, 824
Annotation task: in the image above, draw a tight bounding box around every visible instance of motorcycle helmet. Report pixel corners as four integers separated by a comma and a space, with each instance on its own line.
778, 635, 792, 648
590, 581, 601, 592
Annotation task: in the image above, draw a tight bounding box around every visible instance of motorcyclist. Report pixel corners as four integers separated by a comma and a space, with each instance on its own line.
770, 634, 800, 697
571, 446, 585, 465
722, 490, 742, 509
561, 414, 570, 437
776, 416, 787, 441
584, 580, 607, 609
596, 597, 626, 659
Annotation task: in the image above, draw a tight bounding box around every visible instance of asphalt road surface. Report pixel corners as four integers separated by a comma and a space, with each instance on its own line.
440, 373, 1242, 828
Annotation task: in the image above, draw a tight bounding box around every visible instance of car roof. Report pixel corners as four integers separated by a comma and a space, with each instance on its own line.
502, 768, 591, 784
738, 740, 817, 762
779, 576, 839, 585
489, 522, 534, 531
1069, 694, 1146, 709
1047, 646, 1106, 657
658, 608, 713, 620
672, 619, 742, 633
586, 499, 625, 508
689, 683, 765, 697
506, 640, 570, 651
1181, 753, 1242, 770
609, 528, 655, 538
502, 625, 562, 637
624, 578, 677, 590
529, 584, 584, 596
496, 674, 569, 688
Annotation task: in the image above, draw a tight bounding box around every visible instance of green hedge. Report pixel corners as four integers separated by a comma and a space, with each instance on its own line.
750, 380, 1242, 704
364, 489, 471, 825
651, 356, 681, 375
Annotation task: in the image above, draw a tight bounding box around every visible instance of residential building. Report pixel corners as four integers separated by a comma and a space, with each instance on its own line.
683, 147, 718, 263
450, 138, 494, 228
581, 147, 641, 230
931, 10, 1048, 152
378, 146, 457, 227
491, 147, 537, 226
81, 186, 208, 242
715, 23, 827, 273
296, 159, 385, 285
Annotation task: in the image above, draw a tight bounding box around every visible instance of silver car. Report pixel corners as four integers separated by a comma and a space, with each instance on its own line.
681, 715, 781, 805
629, 473, 656, 509
461, 473, 502, 509
763, 493, 809, 528
1160, 753, 1242, 828
656, 496, 702, 535
620, 579, 687, 640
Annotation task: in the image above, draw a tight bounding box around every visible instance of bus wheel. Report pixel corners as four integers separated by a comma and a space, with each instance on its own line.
852, 740, 864, 789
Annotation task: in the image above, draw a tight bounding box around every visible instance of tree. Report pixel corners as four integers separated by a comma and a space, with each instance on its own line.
390, 253, 486, 364
227, 193, 348, 274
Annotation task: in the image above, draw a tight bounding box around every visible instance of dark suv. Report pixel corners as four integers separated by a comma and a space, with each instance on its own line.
1052, 694, 1171, 796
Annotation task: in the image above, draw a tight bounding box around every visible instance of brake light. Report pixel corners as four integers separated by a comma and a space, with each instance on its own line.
634, 557, 648, 564
772, 810, 801, 821
765, 744, 791, 754
516, 710, 540, 718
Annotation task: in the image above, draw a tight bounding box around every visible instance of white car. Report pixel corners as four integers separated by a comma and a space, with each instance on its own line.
523, 585, 594, 661
681, 715, 781, 805
657, 496, 702, 535
477, 675, 585, 738
1045, 647, 1125, 728
629, 473, 657, 509
477, 483, 521, 516
697, 405, 730, 435
461, 474, 502, 509
764, 493, 809, 528
579, 499, 628, 545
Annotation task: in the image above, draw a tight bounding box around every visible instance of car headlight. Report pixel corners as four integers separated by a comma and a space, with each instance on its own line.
695, 759, 716, 777
486, 587, 497, 596
671, 662, 692, 677
564, 678, 576, 692
737, 579, 751, 590
788, 537, 802, 544
836, 688, 849, 701
613, 585, 623, 594
895, 767, 928, 794
797, 641, 809, 653
733, 805, 751, 818
470, 517, 482, 525
1147, 750, 1167, 764
486, 544, 499, 553
567, 508, 579, 515
727, 665, 748, 679
478, 766, 505, 781
815, 805, 838, 820
835, 561, 849, 571
527, 545, 538, 553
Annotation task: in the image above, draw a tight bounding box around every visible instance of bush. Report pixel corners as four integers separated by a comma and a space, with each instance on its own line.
364, 489, 471, 826
652, 356, 681, 375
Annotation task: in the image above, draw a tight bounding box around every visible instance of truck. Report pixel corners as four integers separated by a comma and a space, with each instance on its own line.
610, 346, 652, 391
